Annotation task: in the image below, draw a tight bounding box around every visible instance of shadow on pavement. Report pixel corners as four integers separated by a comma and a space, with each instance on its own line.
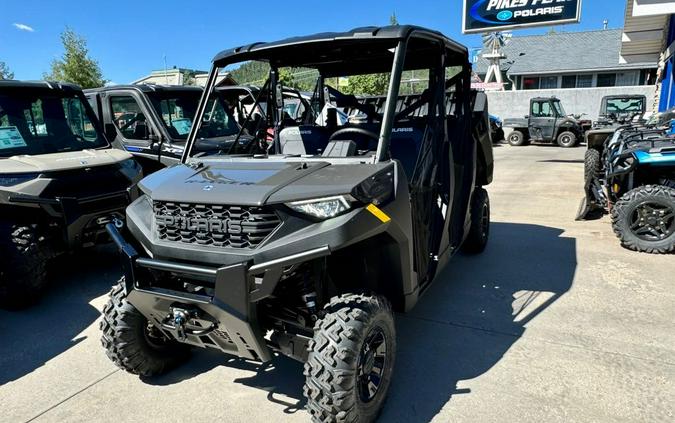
379, 222, 576, 422
146, 349, 307, 415
538, 159, 585, 164
0, 245, 120, 385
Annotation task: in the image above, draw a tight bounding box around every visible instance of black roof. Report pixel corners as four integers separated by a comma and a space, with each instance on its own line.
0, 80, 83, 91
85, 84, 203, 94
212, 25, 468, 76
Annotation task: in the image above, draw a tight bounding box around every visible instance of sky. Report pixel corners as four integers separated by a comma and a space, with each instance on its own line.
0, 1, 627, 84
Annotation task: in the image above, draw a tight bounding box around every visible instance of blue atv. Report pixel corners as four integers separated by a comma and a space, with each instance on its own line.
578, 123, 675, 253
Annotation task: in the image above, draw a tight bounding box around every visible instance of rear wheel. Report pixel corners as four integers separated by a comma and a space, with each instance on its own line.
462, 187, 490, 254
0, 224, 51, 309
508, 130, 526, 146
304, 294, 395, 423
611, 185, 675, 254
100, 279, 191, 376
557, 131, 578, 148
584, 149, 602, 189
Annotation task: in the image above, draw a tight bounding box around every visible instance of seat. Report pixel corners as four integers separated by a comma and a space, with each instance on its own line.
389, 124, 424, 178
278, 125, 329, 155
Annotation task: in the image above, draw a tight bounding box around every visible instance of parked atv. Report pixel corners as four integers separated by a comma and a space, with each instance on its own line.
503, 97, 584, 147
577, 124, 675, 253
99, 25, 493, 422
585, 94, 648, 158
0, 81, 143, 307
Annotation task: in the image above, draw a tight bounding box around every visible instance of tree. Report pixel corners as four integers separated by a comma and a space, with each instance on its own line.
390, 12, 399, 25
182, 70, 196, 86
44, 28, 106, 88
278, 68, 295, 87
343, 73, 389, 96
0, 62, 14, 80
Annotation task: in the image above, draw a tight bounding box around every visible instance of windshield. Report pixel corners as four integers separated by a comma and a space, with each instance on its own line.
552, 100, 566, 117
605, 97, 644, 114
147, 91, 240, 140
0, 88, 107, 158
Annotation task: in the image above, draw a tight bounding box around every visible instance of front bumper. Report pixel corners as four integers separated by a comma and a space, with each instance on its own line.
106, 223, 330, 362
10, 187, 137, 247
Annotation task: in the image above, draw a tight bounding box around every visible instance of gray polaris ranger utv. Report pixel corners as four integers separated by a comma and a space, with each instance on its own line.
100, 25, 493, 422
0, 81, 143, 307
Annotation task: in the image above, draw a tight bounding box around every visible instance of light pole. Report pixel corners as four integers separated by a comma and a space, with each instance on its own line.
164, 55, 169, 84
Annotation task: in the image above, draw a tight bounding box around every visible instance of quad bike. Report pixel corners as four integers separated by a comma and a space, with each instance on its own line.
99, 25, 494, 422
0, 81, 142, 308
577, 123, 675, 254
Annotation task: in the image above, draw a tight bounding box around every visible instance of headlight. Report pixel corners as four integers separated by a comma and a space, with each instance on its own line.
0, 173, 40, 187
286, 195, 355, 220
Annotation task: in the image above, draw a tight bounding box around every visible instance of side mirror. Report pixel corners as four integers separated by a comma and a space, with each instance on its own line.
104, 123, 117, 141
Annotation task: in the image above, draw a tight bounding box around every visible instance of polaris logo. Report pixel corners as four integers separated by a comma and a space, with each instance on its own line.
392, 127, 413, 133
156, 215, 242, 234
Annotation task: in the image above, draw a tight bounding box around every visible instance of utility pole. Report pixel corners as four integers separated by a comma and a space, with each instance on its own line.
164, 55, 169, 84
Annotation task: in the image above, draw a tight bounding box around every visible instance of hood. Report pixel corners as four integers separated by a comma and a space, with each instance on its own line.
140, 159, 331, 206
0, 149, 133, 174
139, 158, 391, 206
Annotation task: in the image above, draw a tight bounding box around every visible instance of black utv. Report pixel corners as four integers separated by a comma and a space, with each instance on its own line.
0, 81, 143, 307
85, 85, 246, 174
100, 25, 494, 422
503, 97, 584, 147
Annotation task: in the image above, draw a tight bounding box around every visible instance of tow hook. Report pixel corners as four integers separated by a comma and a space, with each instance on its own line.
112, 216, 124, 229
162, 306, 215, 341
172, 308, 190, 341
164, 306, 197, 341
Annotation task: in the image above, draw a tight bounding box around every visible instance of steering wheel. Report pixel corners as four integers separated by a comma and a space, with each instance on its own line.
328, 127, 379, 143
328, 127, 380, 154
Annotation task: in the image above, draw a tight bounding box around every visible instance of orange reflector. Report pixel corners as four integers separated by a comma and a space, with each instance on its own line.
366, 204, 391, 223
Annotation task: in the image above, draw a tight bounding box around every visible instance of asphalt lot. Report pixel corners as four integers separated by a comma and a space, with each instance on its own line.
1, 144, 674, 423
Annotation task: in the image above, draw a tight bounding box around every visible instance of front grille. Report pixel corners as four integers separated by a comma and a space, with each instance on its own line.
153, 201, 280, 249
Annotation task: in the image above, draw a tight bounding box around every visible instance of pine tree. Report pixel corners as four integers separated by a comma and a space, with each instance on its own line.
0, 62, 14, 80
44, 28, 106, 88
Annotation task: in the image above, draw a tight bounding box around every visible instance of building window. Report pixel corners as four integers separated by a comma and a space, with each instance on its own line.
597, 73, 617, 87
540, 76, 558, 89
562, 75, 576, 89
577, 74, 593, 88
616, 72, 637, 86
523, 77, 540, 90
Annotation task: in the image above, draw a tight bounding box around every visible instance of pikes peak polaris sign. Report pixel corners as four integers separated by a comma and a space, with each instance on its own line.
462, 0, 582, 34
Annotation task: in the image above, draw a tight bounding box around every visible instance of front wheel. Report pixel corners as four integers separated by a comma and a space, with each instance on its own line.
100, 279, 191, 376
304, 294, 396, 423
611, 185, 675, 254
557, 131, 578, 148
508, 130, 526, 146
0, 224, 51, 309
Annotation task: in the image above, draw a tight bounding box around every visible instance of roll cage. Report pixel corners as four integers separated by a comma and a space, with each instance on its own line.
181, 25, 471, 164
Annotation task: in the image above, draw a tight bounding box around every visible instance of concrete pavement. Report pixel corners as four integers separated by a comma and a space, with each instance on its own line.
1, 144, 673, 422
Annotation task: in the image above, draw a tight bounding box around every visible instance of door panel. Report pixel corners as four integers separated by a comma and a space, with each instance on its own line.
528, 101, 556, 141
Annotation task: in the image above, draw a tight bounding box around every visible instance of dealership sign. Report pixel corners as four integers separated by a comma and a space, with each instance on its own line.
463, 0, 582, 34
